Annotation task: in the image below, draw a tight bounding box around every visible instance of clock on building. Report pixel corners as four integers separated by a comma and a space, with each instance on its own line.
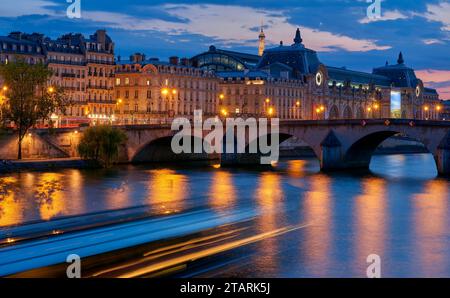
315, 71, 323, 86
415, 86, 421, 97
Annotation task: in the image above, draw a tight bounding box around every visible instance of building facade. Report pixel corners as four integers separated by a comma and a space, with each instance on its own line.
114, 54, 219, 124
0, 28, 443, 127
0, 30, 115, 126
191, 28, 441, 121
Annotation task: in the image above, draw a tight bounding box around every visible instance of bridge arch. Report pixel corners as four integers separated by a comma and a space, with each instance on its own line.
344, 130, 437, 171
329, 105, 340, 120
356, 106, 364, 119
343, 106, 353, 119
131, 135, 215, 163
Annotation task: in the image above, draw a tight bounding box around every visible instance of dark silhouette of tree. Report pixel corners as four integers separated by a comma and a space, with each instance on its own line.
0, 58, 68, 159
77, 126, 127, 168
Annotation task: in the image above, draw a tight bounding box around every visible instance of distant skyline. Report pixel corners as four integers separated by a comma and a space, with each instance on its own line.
0, 0, 449, 99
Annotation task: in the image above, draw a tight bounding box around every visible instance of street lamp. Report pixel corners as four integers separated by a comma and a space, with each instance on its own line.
161, 88, 169, 96
47, 86, 55, 94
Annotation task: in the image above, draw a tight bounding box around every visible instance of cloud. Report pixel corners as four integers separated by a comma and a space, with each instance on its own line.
423, 2, 450, 31
81, 4, 390, 52
0, 0, 58, 17
359, 10, 409, 24
422, 39, 445, 45
416, 69, 450, 99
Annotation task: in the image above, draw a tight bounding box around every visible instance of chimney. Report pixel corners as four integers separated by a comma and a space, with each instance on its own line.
130, 53, 145, 63
180, 58, 189, 66
96, 29, 106, 45
117, 55, 121, 62
8, 32, 23, 40
169, 56, 179, 65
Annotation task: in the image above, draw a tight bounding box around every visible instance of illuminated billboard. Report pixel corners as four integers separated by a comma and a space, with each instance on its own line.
390, 91, 401, 118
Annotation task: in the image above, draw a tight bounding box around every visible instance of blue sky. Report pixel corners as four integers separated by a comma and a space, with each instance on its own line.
0, 0, 449, 98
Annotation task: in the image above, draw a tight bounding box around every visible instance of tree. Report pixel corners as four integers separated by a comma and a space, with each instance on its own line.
0, 58, 68, 159
77, 126, 127, 168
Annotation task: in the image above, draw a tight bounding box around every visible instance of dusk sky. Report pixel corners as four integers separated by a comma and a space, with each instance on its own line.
0, 0, 449, 99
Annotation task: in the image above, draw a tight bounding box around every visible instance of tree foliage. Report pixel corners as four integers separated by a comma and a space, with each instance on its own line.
0, 58, 69, 159
77, 126, 127, 168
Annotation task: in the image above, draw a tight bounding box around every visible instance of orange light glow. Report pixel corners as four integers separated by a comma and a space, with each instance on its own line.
221, 109, 228, 116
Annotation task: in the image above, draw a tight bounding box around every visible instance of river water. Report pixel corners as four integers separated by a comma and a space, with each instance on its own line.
0, 153, 449, 277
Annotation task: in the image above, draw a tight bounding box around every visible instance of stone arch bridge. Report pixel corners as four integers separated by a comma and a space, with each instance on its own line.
8, 119, 450, 176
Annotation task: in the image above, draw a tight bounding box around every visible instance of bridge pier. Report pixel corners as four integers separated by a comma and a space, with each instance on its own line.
436, 133, 450, 176
320, 130, 346, 171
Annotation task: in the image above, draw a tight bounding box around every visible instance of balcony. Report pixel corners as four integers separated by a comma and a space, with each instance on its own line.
86, 59, 115, 65
47, 59, 86, 66
87, 85, 113, 90
61, 73, 77, 78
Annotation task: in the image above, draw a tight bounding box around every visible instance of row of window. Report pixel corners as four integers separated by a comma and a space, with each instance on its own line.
115, 77, 217, 90
2, 42, 42, 53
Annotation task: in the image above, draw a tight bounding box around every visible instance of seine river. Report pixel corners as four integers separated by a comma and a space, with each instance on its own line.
0, 153, 449, 277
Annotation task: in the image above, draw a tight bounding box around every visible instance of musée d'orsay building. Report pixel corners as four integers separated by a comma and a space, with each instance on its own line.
0, 27, 442, 125
190, 28, 441, 121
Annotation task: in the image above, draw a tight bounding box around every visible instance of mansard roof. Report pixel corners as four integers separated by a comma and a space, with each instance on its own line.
372, 52, 420, 88
190, 45, 261, 71
256, 28, 321, 77
217, 70, 269, 80
326, 66, 392, 87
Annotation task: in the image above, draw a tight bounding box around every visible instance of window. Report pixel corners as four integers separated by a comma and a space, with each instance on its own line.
147, 90, 151, 99
115, 78, 121, 86
125, 78, 130, 85
134, 90, 139, 99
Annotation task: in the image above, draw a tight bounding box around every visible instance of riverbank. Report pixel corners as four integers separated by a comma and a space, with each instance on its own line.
0, 146, 430, 173
0, 158, 90, 173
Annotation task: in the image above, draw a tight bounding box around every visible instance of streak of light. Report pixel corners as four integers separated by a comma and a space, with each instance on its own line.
117, 224, 310, 278
91, 228, 249, 277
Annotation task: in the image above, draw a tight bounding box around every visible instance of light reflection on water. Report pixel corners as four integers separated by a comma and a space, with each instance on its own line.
0, 153, 449, 277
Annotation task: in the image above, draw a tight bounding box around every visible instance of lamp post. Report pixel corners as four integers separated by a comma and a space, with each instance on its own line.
315, 105, 325, 120
0, 85, 8, 123
115, 98, 123, 125
161, 86, 178, 124
423, 105, 429, 120
373, 101, 380, 118
264, 98, 271, 117
295, 100, 301, 119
